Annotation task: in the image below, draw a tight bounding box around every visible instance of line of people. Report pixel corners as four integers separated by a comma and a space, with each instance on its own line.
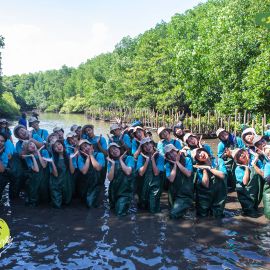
0, 117, 270, 219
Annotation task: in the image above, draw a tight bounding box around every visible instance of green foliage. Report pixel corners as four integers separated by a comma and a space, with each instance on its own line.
0, 92, 20, 117
2, 0, 270, 115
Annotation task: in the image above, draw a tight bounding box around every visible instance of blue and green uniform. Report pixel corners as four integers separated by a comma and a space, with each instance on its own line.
77, 152, 105, 208
195, 158, 227, 218
108, 156, 135, 216
235, 158, 263, 217
217, 134, 244, 191
24, 149, 50, 206
0, 151, 9, 198
263, 162, 270, 219
165, 157, 193, 218
32, 128, 49, 141
136, 154, 164, 213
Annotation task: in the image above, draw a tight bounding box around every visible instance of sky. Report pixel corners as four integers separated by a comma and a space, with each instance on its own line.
0, 0, 205, 76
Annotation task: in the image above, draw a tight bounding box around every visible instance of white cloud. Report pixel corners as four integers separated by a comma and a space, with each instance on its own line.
1, 22, 113, 75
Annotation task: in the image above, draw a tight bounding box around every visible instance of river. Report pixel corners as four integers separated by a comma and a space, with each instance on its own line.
0, 113, 269, 269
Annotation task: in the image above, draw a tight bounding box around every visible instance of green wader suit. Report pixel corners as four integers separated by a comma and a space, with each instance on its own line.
0, 171, 9, 198
50, 159, 73, 208
108, 160, 134, 216
263, 180, 270, 219
236, 167, 262, 216
137, 160, 163, 213
195, 171, 227, 218
8, 153, 27, 199
168, 165, 194, 219
78, 155, 101, 208
223, 157, 236, 191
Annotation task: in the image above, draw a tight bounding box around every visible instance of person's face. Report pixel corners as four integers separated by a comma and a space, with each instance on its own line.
0, 135, 5, 149
113, 128, 121, 137
18, 127, 29, 140
67, 137, 76, 146
135, 129, 144, 140
142, 142, 154, 153
85, 127, 94, 137
255, 139, 267, 150
75, 128, 81, 136
28, 141, 37, 153
244, 134, 254, 144
187, 136, 198, 146
219, 131, 229, 141
73, 136, 79, 145
31, 121, 39, 130
109, 146, 121, 158
0, 121, 7, 128
238, 150, 249, 165
80, 142, 93, 154
161, 130, 170, 140
49, 134, 58, 143
167, 150, 178, 161
56, 130, 64, 140
196, 150, 209, 163
175, 128, 183, 137
53, 142, 64, 153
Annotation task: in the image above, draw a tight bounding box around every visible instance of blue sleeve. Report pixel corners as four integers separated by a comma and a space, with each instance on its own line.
5, 140, 15, 156
236, 137, 245, 149
100, 137, 108, 151
125, 156, 135, 169
96, 153, 105, 168
185, 157, 193, 172
136, 155, 144, 171
107, 162, 111, 173
235, 166, 245, 183
43, 130, 49, 140
264, 130, 270, 137
174, 140, 182, 150
15, 141, 23, 154
204, 144, 214, 157
196, 169, 203, 183
217, 158, 227, 175
123, 134, 131, 149
132, 139, 138, 155
32, 134, 44, 143
217, 142, 225, 158
0, 153, 8, 168
264, 163, 270, 178
41, 149, 50, 158
165, 162, 171, 178
78, 155, 85, 170
156, 155, 164, 172
157, 141, 164, 156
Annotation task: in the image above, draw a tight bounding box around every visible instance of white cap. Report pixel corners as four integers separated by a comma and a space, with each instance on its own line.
164, 144, 178, 154
216, 128, 225, 137
183, 133, 193, 143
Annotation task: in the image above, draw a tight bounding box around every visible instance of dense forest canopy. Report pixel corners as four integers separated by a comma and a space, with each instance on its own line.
1, 0, 270, 116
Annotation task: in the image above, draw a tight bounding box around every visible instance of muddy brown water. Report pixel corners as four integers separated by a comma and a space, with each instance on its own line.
0, 113, 269, 269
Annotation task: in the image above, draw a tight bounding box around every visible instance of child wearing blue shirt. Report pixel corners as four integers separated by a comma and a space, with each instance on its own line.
77, 139, 105, 208
233, 148, 262, 218
193, 148, 227, 218
164, 144, 194, 219
107, 142, 135, 216
136, 137, 164, 213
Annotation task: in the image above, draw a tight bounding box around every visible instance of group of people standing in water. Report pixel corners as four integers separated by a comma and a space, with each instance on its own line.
0, 116, 270, 219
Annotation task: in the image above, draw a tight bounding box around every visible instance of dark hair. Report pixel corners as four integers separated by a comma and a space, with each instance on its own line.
52, 140, 70, 172
194, 148, 211, 165
22, 112, 27, 118
0, 132, 7, 142
82, 124, 94, 135
235, 149, 246, 164
242, 132, 253, 144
